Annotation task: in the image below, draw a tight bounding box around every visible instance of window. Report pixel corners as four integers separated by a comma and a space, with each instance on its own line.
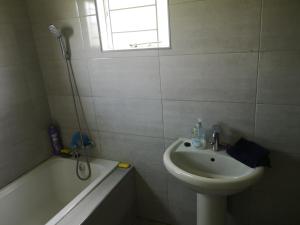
96, 0, 170, 51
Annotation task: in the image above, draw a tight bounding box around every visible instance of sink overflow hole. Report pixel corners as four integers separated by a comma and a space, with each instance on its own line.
210, 158, 215, 162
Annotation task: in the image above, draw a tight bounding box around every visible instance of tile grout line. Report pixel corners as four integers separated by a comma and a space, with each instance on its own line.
253, 0, 264, 141
158, 45, 171, 221
47, 94, 300, 108
84, 55, 102, 153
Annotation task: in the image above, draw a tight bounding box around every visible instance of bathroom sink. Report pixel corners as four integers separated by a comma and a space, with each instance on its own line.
163, 138, 264, 195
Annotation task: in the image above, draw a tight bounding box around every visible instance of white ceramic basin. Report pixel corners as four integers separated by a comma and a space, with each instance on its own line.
164, 138, 264, 195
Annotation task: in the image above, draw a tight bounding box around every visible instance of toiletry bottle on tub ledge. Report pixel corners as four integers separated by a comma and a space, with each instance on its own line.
48, 124, 63, 155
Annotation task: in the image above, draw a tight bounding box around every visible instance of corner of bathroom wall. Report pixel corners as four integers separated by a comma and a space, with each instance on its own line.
0, 0, 52, 188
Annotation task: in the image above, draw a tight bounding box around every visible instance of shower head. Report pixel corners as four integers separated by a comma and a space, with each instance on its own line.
48, 24, 70, 60
48, 24, 62, 38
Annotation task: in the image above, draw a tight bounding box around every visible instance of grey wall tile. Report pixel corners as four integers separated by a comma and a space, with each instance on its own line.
249, 153, 300, 225
76, 0, 96, 17
0, 101, 37, 145
0, 24, 19, 46
26, 0, 79, 23
41, 59, 92, 97
34, 36, 64, 63
14, 23, 39, 64
24, 63, 47, 101
253, 152, 300, 192
30, 21, 52, 40
94, 97, 163, 137
255, 104, 300, 153
167, 175, 196, 225
261, 0, 300, 51
0, 45, 21, 67
227, 189, 254, 225
0, 24, 22, 66
163, 100, 255, 143
0, 100, 51, 188
160, 0, 261, 55
48, 96, 97, 131
100, 132, 165, 179
100, 132, 169, 222
169, 0, 205, 4
71, 59, 93, 97
80, 15, 101, 58
0, 135, 49, 188
250, 187, 300, 225
0, 65, 31, 107
32, 101, 52, 130
89, 57, 161, 99
41, 60, 72, 96
0, 0, 30, 24
160, 53, 258, 102
164, 138, 176, 150
257, 52, 300, 105
0, 0, 51, 189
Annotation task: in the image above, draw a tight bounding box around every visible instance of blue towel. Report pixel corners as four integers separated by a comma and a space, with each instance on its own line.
70, 131, 92, 149
227, 138, 271, 168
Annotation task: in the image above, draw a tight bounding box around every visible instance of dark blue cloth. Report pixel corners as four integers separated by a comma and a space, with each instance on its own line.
227, 138, 271, 168
70, 131, 92, 149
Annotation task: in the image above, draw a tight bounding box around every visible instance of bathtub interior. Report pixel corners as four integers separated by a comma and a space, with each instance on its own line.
0, 157, 117, 225
47, 159, 102, 203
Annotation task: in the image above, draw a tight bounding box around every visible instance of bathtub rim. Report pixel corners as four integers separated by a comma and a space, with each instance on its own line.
0, 156, 118, 225
46, 157, 118, 225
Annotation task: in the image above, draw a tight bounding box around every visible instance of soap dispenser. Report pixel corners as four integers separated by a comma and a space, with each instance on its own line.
191, 119, 206, 149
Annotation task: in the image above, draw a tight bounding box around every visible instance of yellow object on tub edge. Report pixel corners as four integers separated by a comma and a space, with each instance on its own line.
117, 162, 131, 169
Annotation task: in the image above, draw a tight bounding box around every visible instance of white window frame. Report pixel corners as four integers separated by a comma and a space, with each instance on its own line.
95, 0, 171, 51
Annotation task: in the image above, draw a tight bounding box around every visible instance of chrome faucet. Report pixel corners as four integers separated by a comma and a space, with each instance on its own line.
210, 125, 221, 151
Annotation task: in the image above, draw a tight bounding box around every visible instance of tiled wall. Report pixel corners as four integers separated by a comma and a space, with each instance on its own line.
25, 0, 300, 225
0, 0, 51, 188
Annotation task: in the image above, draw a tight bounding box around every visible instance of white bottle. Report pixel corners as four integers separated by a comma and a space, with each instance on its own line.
191, 119, 206, 149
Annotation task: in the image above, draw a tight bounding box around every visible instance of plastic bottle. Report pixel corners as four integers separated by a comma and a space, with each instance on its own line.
48, 124, 63, 155
191, 119, 206, 149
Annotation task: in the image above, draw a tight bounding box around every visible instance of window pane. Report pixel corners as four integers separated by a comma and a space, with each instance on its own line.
157, 0, 170, 48
96, 0, 170, 51
109, 0, 155, 10
97, 0, 113, 50
110, 6, 157, 32
112, 30, 158, 50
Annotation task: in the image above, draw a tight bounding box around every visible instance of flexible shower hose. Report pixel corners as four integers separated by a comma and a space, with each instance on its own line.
59, 38, 92, 180
50, 25, 92, 180
65, 58, 92, 181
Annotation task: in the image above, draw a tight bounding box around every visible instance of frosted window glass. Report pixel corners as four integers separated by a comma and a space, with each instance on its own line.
113, 30, 158, 50
109, 0, 155, 10
110, 6, 157, 33
157, 0, 170, 47
96, 0, 170, 51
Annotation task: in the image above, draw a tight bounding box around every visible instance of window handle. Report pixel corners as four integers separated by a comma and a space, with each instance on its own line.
129, 41, 161, 48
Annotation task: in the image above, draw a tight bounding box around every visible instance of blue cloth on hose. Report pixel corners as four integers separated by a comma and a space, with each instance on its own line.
70, 131, 92, 149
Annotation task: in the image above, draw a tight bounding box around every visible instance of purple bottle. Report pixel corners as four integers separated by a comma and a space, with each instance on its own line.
48, 124, 63, 155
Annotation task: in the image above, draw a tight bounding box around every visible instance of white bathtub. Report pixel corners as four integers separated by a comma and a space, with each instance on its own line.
0, 157, 118, 225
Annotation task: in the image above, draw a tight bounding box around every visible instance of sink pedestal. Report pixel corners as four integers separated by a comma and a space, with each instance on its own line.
197, 194, 226, 225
